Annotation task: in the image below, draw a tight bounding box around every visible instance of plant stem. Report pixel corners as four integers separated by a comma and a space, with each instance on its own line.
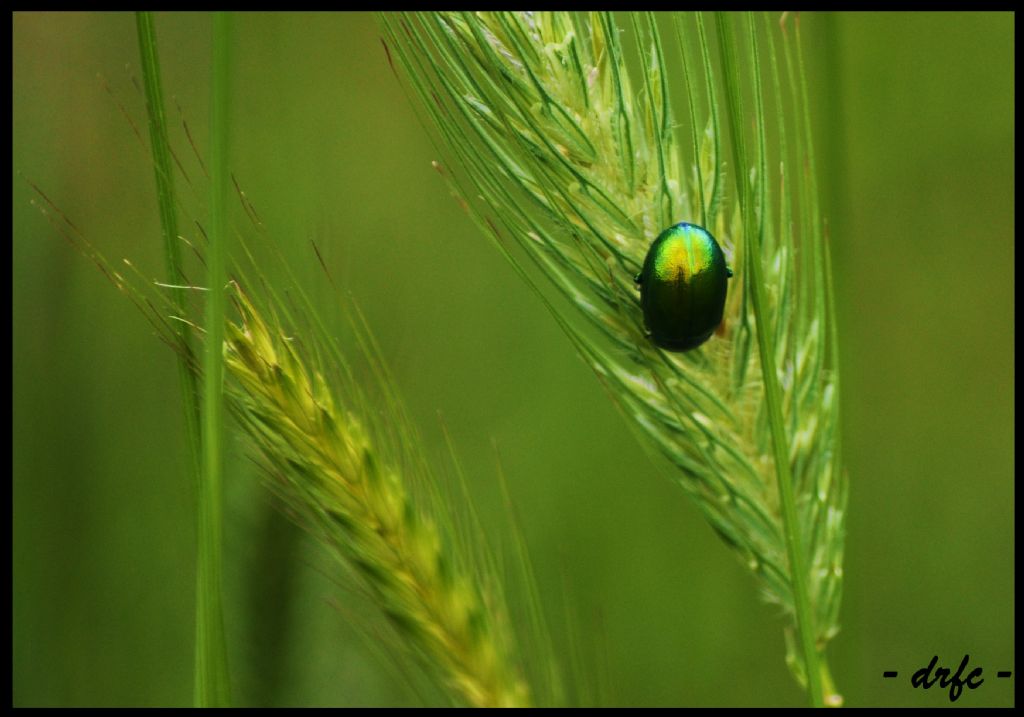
716, 13, 823, 705
195, 10, 232, 707
741, 14, 824, 706
135, 11, 230, 705
134, 12, 202, 478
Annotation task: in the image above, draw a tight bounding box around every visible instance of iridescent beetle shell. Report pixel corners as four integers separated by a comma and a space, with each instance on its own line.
634, 222, 732, 352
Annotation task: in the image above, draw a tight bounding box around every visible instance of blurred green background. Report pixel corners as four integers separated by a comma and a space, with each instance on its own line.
13, 12, 1014, 707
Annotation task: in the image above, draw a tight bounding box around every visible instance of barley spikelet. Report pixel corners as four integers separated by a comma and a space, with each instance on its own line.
382, 11, 844, 701
222, 286, 531, 707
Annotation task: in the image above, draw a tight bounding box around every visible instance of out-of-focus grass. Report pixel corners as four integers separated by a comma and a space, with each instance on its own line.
13, 12, 1013, 706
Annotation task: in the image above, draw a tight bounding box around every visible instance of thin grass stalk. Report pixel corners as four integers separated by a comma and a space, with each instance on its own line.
195, 11, 232, 707
740, 13, 821, 706
134, 13, 202, 482
717, 12, 823, 705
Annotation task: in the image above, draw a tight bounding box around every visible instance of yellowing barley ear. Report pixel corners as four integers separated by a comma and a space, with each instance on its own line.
76, 243, 543, 706
222, 284, 533, 707
382, 11, 844, 706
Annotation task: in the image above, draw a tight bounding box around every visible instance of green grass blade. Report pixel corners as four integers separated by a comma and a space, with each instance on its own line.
134, 12, 201, 478
195, 10, 232, 707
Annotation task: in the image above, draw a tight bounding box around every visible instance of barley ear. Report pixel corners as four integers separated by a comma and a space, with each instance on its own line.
220, 285, 532, 707
382, 11, 845, 705
38, 187, 536, 708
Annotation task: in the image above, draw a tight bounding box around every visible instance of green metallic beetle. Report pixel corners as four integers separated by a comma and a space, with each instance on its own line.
634, 222, 733, 352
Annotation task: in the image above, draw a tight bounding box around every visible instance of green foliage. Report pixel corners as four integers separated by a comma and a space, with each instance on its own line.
15, 11, 1014, 708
